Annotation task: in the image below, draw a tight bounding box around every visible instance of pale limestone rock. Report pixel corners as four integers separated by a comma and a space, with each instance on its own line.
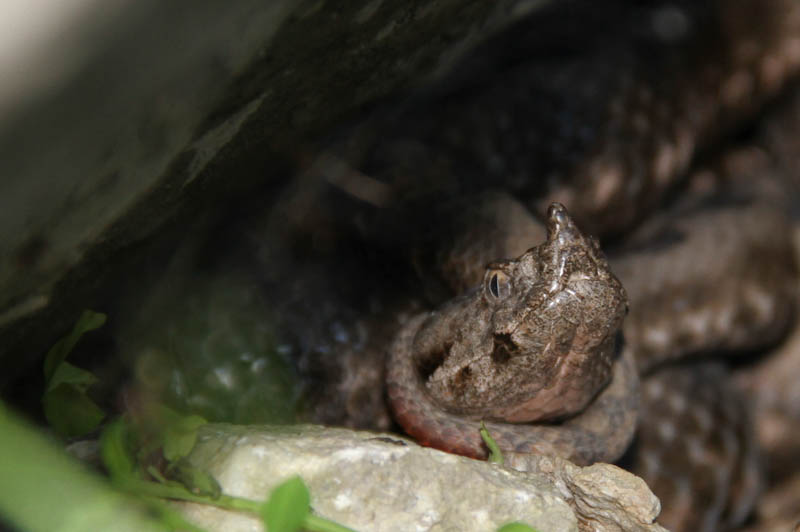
506, 454, 665, 532
177, 424, 666, 532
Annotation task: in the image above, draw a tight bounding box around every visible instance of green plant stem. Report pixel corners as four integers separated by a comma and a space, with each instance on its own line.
116, 477, 261, 511
116, 477, 356, 532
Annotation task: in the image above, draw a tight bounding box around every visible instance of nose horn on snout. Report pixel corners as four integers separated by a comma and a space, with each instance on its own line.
546, 202, 581, 242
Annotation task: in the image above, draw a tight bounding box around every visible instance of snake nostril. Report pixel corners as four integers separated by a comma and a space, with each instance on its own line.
417, 342, 452, 380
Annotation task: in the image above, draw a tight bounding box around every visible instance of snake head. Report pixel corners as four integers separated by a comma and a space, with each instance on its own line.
488, 202, 623, 326
418, 202, 628, 422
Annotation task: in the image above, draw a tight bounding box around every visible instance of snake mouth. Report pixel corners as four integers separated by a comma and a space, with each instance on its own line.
416, 341, 452, 382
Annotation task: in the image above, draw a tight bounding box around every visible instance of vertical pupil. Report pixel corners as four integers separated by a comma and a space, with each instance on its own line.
490, 273, 500, 298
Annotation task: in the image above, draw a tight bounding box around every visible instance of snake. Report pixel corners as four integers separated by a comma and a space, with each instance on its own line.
385, 192, 796, 531
258, 1, 800, 530
340, 2, 800, 531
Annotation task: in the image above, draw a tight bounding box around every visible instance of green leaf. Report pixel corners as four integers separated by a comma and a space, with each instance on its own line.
42, 383, 105, 437
43, 310, 107, 383
100, 418, 136, 480
40, 310, 108, 437
496, 523, 539, 532
46, 360, 98, 392
261, 476, 311, 532
480, 421, 504, 465
170, 461, 222, 499
162, 414, 207, 462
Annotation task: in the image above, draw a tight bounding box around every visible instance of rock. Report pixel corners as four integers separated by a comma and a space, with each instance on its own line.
176, 423, 666, 532
506, 454, 664, 532
0, 0, 550, 385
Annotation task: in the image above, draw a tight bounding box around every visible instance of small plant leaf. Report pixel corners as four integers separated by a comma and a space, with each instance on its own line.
480, 421, 504, 464
42, 383, 105, 437
46, 361, 98, 392
261, 476, 311, 532
163, 414, 207, 462
43, 310, 106, 383
170, 460, 222, 499
496, 523, 539, 532
41, 310, 108, 437
100, 418, 136, 480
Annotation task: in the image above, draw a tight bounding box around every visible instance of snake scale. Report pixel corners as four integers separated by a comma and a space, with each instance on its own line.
257, 1, 800, 530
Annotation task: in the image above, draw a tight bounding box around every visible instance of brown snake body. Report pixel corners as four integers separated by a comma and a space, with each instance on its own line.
263, 1, 800, 530
370, 2, 800, 530
385, 194, 797, 530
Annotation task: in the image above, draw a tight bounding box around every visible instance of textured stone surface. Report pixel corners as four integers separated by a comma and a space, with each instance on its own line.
176, 424, 666, 532
506, 454, 665, 532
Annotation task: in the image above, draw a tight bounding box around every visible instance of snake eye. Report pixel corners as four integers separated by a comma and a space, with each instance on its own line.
485, 268, 511, 300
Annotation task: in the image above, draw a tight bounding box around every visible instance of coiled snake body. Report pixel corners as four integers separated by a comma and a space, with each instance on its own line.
371, 2, 800, 531
386, 195, 796, 531
270, 1, 800, 530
